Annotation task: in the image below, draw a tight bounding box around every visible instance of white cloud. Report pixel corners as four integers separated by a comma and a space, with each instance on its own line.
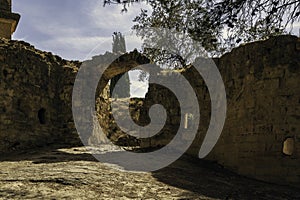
87, 2, 150, 33
286, 22, 300, 36
13, 1, 151, 60
129, 70, 149, 98
38, 36, 113, 60
12, 1, 151, 97
130, 79, 149, 98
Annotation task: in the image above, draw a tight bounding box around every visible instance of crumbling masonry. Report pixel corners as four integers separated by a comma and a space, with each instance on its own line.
0, 35, 299, 187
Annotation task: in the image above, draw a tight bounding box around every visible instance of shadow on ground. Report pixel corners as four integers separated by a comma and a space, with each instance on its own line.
1, 144, 300, 199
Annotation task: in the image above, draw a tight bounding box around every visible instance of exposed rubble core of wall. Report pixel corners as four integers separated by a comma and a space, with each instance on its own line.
137, 35, 300, 186
208, 35, 300, 185
0, 39, 80, 152
0, 35, 299, 187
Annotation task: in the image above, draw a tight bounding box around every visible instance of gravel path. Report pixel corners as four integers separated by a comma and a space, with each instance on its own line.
0, 144, 299, 199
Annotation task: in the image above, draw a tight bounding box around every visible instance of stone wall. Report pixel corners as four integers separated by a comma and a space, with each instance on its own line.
0, 39, 80, 152
86, 52, 179, 148
0, 0, 20, 39
0, 35, 299, 187
90, 35, 300, 186
135, 35, 300, 186
206, 35, 300, 185
0, 0, 10, 12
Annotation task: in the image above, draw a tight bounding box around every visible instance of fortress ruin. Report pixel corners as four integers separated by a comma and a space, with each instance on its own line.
0, 35, 299, 187
0, 0, 300, 189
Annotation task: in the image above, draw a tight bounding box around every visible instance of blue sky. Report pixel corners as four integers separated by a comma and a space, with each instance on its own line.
12, 1, 300, 61
11, 1, 300, 97
12, 1, 150, 97
13, 0, 149, 60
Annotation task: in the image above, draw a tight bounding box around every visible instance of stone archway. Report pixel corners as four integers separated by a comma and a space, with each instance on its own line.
94, 50, 155, 92
85, 50, 160, 146
82, 50, 183, 149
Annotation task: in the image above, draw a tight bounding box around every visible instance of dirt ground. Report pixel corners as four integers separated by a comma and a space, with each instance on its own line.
0, 144, 299, 200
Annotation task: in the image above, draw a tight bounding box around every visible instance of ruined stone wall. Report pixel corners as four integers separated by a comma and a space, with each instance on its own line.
206, 35, 300, 185
0, 35, 299, 187
93, 35, 300, 186
90, 52, 151, 147
137, 35, 300, 186
0, 39, 80, 152
0, 0, 20, 39
0, 42, 153, 152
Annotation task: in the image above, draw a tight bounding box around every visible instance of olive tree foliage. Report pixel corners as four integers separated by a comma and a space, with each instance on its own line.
104, 0, 299, 69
